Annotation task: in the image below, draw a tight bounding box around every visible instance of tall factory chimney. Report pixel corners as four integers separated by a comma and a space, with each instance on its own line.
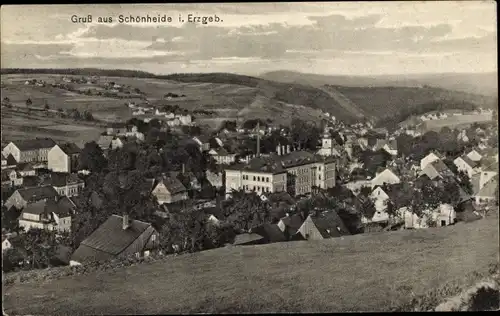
256, 121, 260, 157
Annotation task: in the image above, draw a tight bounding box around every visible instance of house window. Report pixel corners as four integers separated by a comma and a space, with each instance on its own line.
319, 175, 321, 180
151, 234, 156, 241
253, 176, 256, 181
266, 187, 270, 192
257, 176, 260, 182
266, 177, 269, 182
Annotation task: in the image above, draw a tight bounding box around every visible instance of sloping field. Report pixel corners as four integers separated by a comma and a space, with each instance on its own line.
3, 216, 498, 314
1, 109, 103, 145
333, 85, 497, 119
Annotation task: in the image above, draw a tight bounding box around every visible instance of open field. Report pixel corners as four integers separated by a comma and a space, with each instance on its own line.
2, 70, 497, 129
3, 215, 498, 314
1, 108, 103, 146
420, 113, 494, 132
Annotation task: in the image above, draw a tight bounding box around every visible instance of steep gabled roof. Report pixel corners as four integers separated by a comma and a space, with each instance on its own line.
71, 215, 154, 262
250, 223, 286, 243
157, 176, 187, 195
59, 143, 82, 155
6, 154, 17, 166
458, 155, 478, 168
279, 213, 305, 235
50, 173, 83, 187
17, 185, 59, 202
309, 210, 351, 238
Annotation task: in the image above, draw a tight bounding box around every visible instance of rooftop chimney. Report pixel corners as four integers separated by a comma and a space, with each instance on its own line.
122, 213, 130, 230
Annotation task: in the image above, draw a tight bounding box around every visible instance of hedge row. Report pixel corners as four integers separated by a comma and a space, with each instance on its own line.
3, 250, 186, 286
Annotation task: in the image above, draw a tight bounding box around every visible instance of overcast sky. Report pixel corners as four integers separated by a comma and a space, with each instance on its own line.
1, 2, 497, 76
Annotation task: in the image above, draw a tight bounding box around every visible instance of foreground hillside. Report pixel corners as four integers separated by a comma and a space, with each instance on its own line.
3, 216, 498, 314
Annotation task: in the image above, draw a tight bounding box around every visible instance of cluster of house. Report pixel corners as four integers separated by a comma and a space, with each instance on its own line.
96, 124, 146, 151
1, 113, 498, 269
130, 103, 193, 127
1, 138, 86, 235
24, 79, 47, 87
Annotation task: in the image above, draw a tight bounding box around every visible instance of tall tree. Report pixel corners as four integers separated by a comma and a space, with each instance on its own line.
78, 141, 107, 173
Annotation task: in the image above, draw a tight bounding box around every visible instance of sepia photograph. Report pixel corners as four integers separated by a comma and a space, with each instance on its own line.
1, 2, 499, 314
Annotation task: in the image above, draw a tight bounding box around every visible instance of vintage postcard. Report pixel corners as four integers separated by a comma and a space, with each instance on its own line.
1, 2, 498, 314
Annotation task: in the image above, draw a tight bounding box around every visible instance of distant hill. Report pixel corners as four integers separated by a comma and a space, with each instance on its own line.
260, 70, 498, 97
2, 68, 497, 127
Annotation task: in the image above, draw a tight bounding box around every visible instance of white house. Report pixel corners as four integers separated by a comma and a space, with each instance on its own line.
2, 237, 13, 253
48, 143, 81, 173
471, 173, 498, 205
420, 152, 442, 170
435, 204, 456, 227
209, 148, 236, 165
453, 155, 478, 178
177, 114, 192, 125
132, 109, 145, 116
371, 169, 401, 188
369, 187, 390, 223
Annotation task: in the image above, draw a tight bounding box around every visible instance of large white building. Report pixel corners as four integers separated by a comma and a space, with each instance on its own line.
2, 138, 56, 163
225, 151, 336, 197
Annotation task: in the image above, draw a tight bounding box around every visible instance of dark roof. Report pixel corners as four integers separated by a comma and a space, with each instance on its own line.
22, 200, 48, 215
279, 213, 305, 235
47, 197, 75, 217
6, 154, 17, 166
71, 215, 154, 263
18, 176, 40, 189
59, 143, 81, 155
309, 210, 351, 238
17, 185, 59, 202
16, 162, 36, 172
226, 156, 286, 174
50, 173, 83, 187
13, 138, 56, 151
459, 155, 478, 168
157, 176, 187, 195
250, 223, 286, 243
421, 160, 454, 180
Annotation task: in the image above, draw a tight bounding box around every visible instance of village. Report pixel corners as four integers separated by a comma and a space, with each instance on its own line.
1, 103, 498, 271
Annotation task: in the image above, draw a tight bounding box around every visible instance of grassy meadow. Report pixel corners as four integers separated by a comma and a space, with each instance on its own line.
3, 214, 498, 314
